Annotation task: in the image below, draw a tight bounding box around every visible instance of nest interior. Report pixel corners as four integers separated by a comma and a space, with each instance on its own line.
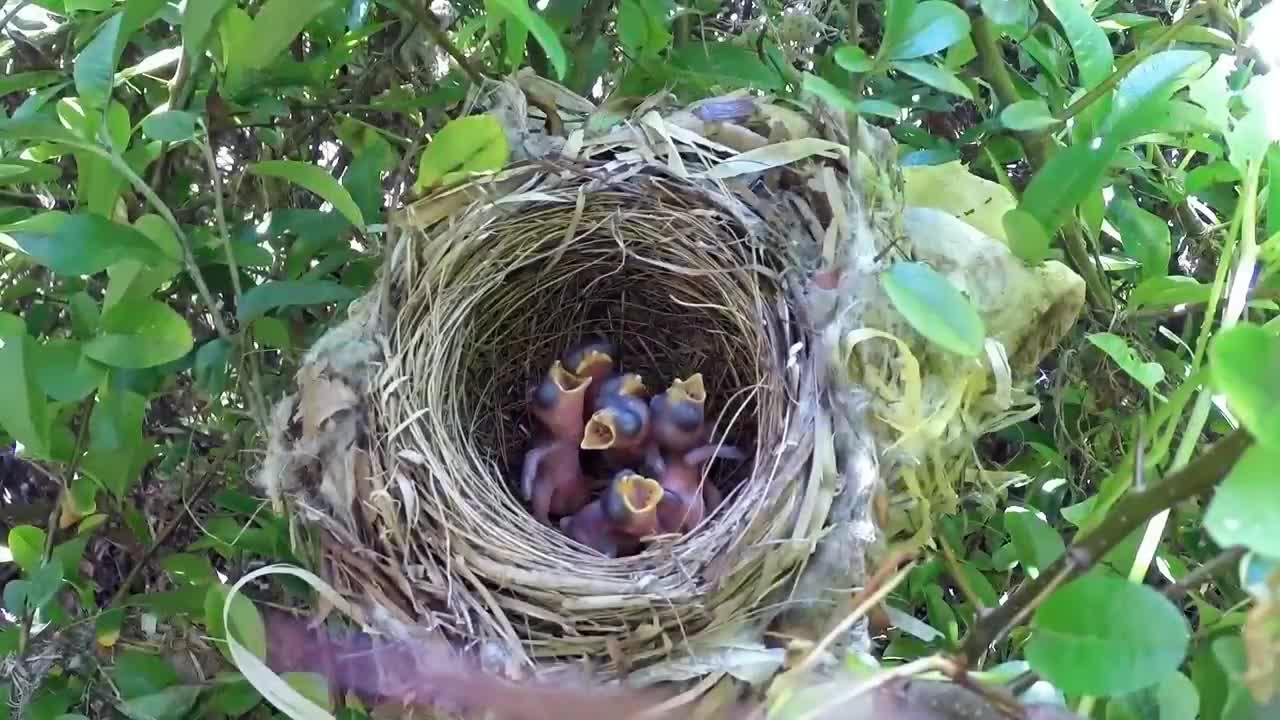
314, 162, 820, 673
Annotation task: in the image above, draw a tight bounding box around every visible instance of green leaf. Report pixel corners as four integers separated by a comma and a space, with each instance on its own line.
84, 299, 194, 369
205, 584, 267, 663
1042, 0, 1113, 87
249, 160, 367, 230
283, 673, 332, 712
118, 685, 201, 720
1028, 574, 1190, 696
1108, 673, 1199, 720
160, 554, 218, 587
1107, 188, 1170, 280
1112, 50, 1210, 131
1016, 134, 1123, 245
1205, 444, 1280, 558
8, 526, 47, 574
204, 674, 262, 717
111, 652, 180, 700
74, 12, 125, 107
668, 42, 787, 91
1004, 508, 1065, 577
0, 159, 62, 186
0, 214, 169, 276
415, 115, 510, 192
980, 0, 1034, 28
140, 110, 198, 142
490, 0, 567, 79
834, 44, 873, 72
1087, 332, 1164, 391
1000, 99, 1060, 131
194, 339, 232, 398
891, 60, 973, 99
0, 70, 64, 96
237, 280, 358, 322
881, 261, 986, 357
1210, 324, 1280, 449
0, 333, 52, 459
878, 0, 919, 65
618, 0, 672, 59
182, 0, 233, 60
35, 339, 106, 403
26, 561, 64, 612
239, 0, 337, 72
889, 1, 971, 60
802, 73, 860, 115
1128, 276, 1212, 311
1185, 160, 1239, 193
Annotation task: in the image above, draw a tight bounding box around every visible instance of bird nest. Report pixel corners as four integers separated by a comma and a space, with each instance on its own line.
256, 72, 1084, 684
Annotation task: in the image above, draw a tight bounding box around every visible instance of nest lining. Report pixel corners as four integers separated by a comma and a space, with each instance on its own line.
320, 163, 821, 669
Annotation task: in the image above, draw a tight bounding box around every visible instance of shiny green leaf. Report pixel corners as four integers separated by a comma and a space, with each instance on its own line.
834, 44, 873, 72
1004, 508, 1065, 577
1107, 187, 1170, 279
0, 214, 168, 276
1043, 0, 1113, 87
250, 160, 367, 230
891, 59, 972, 99
1028, 575, 1189, 696
140, 110, 198, 142
1210, 324, 1280, 449
239, 0, 337, 71
889, 1, 971, 60
182, 0, 233, 60
490, 0, 567, 79
35, 339, 105, 403
8, 525, 47, 574
1000, 99, 1060, 131
1088, 332, 1164, 391
882, 261, 986, 357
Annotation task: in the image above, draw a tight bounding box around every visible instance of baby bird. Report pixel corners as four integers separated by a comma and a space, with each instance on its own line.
560, 470, 664, 557
529, 361, 592, 443
582, 373, 650, 466
650, 444, 745, 534
562, 339, 615, 410
649, 373, 708, 454
522, 440, 590, 523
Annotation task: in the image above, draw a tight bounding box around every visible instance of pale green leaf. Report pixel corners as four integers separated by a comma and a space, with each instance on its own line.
249, 160, 367, 230
1210, 324, 1280, 449
889, 1, 971, 60
415, 115, 510, 191
237, 280, 359, 322
182, 0, 234, 60
74, 13, 124, 107
1087, 332, 1164, 391
1043, 0, 1113, 87
1000, 99, 1060, 131
1206, 445, 1280, 580
1028, 575, 1189, 696
84, 299, 194, 369
239, 0, 337, 72
891, 59, 973, 99
490, 0, 568, 79
0, 213, 169, 276
140, 109, 198, 142
35, 339, 105, 403
882, 261, 986, 357
119, 685, 202, 720
834, 44, 872, 72
0, 332, 52, 459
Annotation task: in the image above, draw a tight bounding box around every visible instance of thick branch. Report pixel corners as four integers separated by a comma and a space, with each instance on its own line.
959, 429, 1252, 663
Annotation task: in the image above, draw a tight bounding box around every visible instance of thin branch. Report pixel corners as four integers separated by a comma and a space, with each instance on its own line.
1165, 545, 1247, 601
958, 429, 1252, 664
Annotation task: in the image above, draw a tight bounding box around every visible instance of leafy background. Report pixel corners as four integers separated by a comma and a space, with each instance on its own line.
0, 0, 1278, 717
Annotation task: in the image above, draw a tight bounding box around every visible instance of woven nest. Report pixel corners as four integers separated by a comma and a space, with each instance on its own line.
257, 71, 1084, 683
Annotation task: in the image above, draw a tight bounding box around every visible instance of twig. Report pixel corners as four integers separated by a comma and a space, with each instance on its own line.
17, 396, 95, 656
958, 429, 1252, 664
107, 470, 219, 608
1165, 545, 1247, 601
795, 552, 917, 674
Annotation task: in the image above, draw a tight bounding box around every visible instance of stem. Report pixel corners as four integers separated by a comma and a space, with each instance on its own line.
0, 0, 33, 35
1055, 5, 1209, 123
1165, 546, 1247, 600
958, 429, 1252, 664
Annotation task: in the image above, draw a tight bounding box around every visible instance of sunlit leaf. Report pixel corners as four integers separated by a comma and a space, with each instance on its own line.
1000, 99, 1060, 131
1004, 508, 1065, 577
237, 280, 359, 322
1043, 0, 1113, 87
1210, 323, 1280, 449
1087, 332, 1164, 391
1028, 574, 1189, 696
490, 0, 568, 79
8, 525, 47, 574
283, 673, 332, 712
834, 44, 872, 72
0, 159, 62, 186
414, 115, 510, 191
206, 583, 267, 663
84, 299, 194, 369
669, 42, 787, 91
111, 652, 180, 700
882, 261, 986, 357
249, 160, 367, 230
618, 0, 672, 59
